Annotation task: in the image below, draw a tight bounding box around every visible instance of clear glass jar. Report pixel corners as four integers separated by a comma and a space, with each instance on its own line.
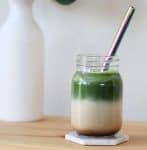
71, 54, 123, 136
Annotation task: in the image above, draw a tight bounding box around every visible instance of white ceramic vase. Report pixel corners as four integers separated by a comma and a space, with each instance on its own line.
0, 0, 44, 121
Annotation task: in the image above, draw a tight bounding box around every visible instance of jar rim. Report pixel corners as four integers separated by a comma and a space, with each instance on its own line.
76, 54, 119, 59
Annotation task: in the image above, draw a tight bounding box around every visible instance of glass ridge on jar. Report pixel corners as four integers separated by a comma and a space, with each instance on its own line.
71, 54, 123, 136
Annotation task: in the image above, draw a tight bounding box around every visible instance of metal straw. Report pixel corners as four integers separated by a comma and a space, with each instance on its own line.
101, 6, 135, 71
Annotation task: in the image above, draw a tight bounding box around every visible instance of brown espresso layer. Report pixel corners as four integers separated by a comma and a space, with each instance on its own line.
72, 126, 121, 136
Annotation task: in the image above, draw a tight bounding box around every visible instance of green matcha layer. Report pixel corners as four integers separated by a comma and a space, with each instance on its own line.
72, 71, 122, 102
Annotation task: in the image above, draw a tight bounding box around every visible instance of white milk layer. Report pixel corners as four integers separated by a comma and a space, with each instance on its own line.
71, 99, 122, 134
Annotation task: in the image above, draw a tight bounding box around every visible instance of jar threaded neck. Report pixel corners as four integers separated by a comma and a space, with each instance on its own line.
76, 54, 119, 72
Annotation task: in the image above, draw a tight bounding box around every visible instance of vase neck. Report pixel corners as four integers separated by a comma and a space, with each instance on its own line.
9, 0, 34, 5
9, 0, 34, 17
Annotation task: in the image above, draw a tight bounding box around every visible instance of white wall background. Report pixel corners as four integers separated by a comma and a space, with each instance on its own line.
0, 0, 146, 121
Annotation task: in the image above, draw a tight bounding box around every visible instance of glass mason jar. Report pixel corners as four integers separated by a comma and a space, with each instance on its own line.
71, 54, 123, 136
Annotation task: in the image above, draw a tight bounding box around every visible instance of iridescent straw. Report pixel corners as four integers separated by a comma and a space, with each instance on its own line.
101, 6, 135, 71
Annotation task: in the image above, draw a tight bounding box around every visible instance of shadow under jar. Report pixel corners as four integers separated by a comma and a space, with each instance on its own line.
71, 54, 123, 136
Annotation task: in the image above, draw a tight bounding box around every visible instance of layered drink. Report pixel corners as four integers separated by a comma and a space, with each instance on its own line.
71, 55, 123, 136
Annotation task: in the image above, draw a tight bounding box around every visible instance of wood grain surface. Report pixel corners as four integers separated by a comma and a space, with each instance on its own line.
0, 116, 146, 150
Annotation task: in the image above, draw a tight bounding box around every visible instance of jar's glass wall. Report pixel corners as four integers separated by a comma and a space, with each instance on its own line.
71, 54, 123, 136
